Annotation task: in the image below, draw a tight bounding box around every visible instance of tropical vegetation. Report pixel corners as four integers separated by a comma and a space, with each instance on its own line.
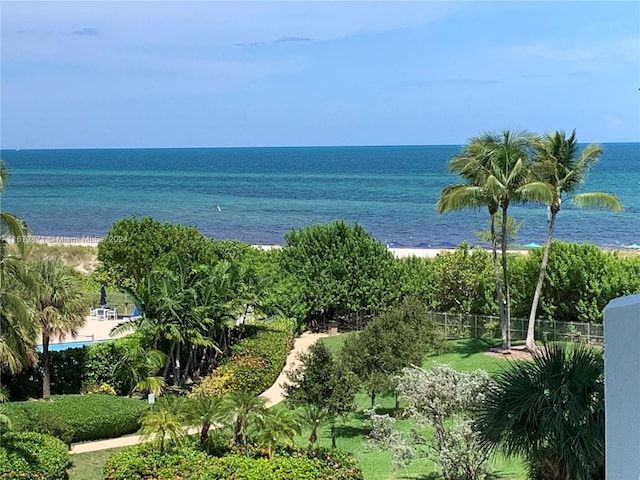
0, 127, 634, 480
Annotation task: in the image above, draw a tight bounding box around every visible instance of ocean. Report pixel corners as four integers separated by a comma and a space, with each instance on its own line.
0, 144, 638, 247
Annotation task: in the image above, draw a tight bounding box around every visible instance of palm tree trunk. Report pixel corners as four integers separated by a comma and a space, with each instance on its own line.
489, 213, 506, 340
42, 333, 51, 398
526, 211, 557, 351
500, 205, 511, 351
200, 422, 210, 446
163, 342, 175, 379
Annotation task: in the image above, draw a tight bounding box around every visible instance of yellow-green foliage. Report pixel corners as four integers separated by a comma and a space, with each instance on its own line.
83, 382, 117, 395
192, 317, 295, 397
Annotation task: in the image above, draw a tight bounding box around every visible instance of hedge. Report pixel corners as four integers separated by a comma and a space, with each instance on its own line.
4, 394, 148, 442
192, 317, 296, 396
2, 339, 127, 401
0, 431, 70, 480
104, 442, 362, 480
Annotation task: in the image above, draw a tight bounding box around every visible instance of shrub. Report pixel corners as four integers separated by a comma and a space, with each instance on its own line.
23, 410, 75, 446
82, 382, 117, 395
104, 442, 363, 480
5, 394, 148, 442
0, 431, 70, 480
193, 317, 296, 396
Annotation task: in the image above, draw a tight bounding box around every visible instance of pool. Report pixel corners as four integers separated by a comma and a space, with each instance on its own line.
36, 339, 112, 352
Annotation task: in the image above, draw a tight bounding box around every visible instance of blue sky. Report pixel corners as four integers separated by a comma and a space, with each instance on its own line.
2, 1, 639, 149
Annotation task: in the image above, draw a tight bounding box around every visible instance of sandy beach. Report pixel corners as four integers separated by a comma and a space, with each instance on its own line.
45, 316, 133, 346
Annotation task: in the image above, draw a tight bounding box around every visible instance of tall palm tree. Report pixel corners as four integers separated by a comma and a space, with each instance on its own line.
30, 260, 87, 397
523, 131, 623, 351
477, 344, 604, 480
0, 160, 37, 373
438, 130, 550, 350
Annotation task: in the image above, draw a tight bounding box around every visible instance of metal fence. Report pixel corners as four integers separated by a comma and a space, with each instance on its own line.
431, 312, 603, 345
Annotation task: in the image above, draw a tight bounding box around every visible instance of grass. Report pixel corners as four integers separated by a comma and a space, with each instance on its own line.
68, 447, 124, 480
67, 336, 526, 480
312, 335, 527, 479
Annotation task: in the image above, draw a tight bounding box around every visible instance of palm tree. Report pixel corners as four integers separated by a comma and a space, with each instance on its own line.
30, 260, 87, 397
220, 391, 267, 447
523, 131, 623, 351
438, 130, 549, 350
139, 395, 186, 452
0, 160, 36, 374
476, 344, 604, 480
249, 407, 302, 458
185, 393, 223, 446
299, 404, 330, 446
114, 336, 167, 397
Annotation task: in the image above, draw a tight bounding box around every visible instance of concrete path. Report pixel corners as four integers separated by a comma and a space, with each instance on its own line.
70, 331, 329, 454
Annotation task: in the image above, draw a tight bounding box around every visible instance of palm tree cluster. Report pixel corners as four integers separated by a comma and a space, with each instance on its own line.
140, 391, 302, 458
113, 253, 271, 391
1, 160, 89, 398
437, 129, 622, 351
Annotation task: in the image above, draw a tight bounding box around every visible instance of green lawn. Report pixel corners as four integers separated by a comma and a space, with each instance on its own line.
69, 447, 124, 480
312, 334, 527, 480
68, 336, 527, 480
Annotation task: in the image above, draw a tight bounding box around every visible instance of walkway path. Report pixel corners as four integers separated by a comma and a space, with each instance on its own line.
70, 331, 329, 454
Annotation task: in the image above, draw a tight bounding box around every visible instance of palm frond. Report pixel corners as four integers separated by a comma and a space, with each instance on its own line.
572, 192, 623, 211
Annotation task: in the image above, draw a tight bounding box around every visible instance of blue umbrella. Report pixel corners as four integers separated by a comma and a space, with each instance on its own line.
415, 242, 433, 248
524, 242, 542, 248
625, 243, 640, 249
99, 286, 107, 307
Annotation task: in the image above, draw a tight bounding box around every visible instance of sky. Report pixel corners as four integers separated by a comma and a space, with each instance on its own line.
1, 1, 639, 149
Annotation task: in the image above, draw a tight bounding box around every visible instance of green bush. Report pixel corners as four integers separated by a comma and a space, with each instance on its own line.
193, 317, 296, 396
5, 394, 148, 442
0, 431, 70, 480
23, 410, 75, 446
104, 442, 363, 480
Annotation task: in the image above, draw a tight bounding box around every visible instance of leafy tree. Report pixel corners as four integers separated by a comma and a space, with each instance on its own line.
280, 221, 399, 328
477, 344, 604, 480
286, 341, 359, 448
341, 297, 447, 409
395, 255, 434, 304
428, 245, 496, 315
524, 131, 622, 350
515, 241, 636, 324
96, 217, 215, 289
438, 130, 551, 350
29, 260, 87, 398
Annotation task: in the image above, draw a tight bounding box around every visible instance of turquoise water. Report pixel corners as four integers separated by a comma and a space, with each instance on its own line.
1, 144, 638, 247
37, 339, 111, 352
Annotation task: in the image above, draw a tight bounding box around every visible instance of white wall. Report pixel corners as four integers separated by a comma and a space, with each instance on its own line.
604, 294, 640, 480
